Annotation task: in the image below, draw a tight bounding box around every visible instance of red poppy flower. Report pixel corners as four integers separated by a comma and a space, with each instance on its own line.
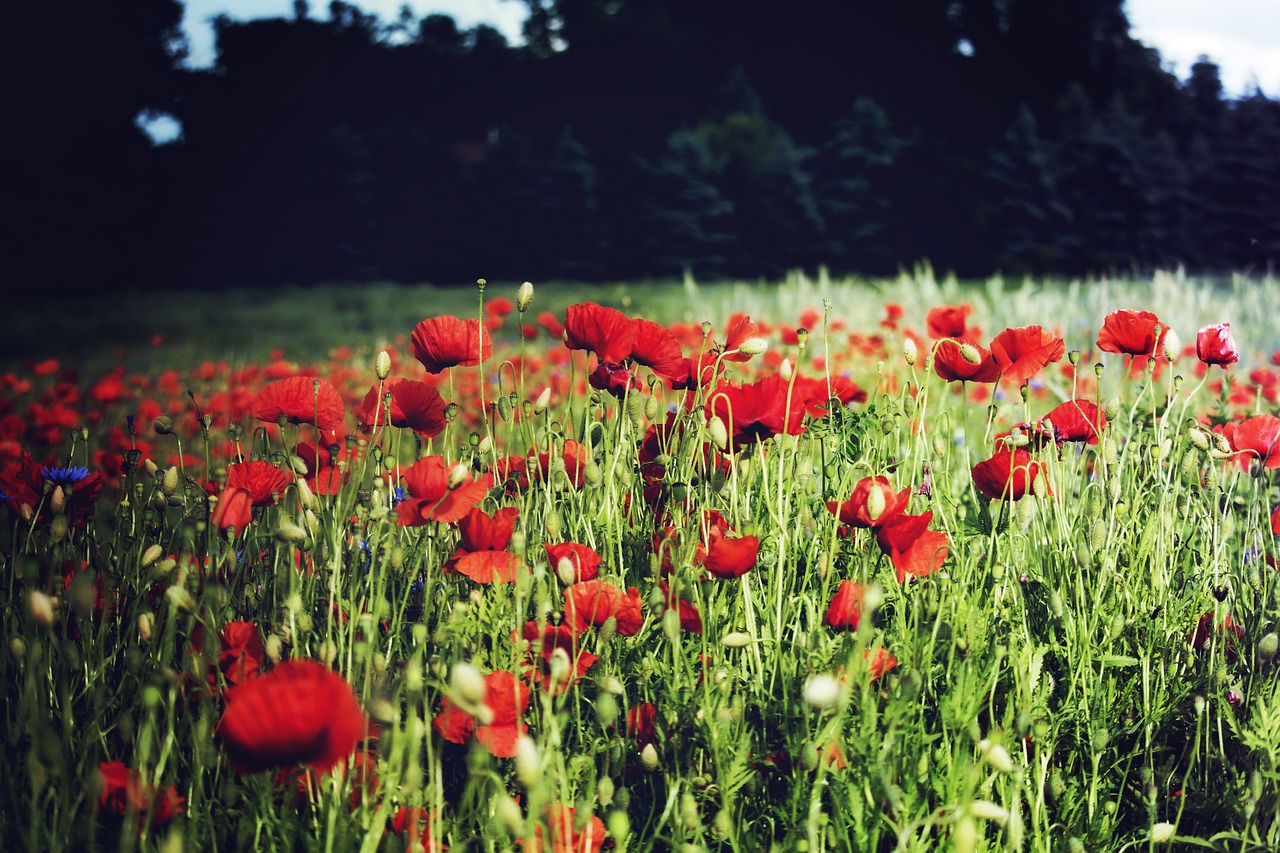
791, 374, 868, 417
251, 376, 345, 435
825, 580, 865, 630
1097, 310, 1167, 358
1272, 505, 1280, 536
658, 580, 703, 633
216, 659, 369, 773
588, 361, 641, 399
989, 326, 1065, 385
191, 620, 266, 686
528, 804, 607, 853
96, 761, 184, 831
864, 648, 898, 682
934, 340, 1001, 383
971, 447, 1045, 500
212, 460, 292, 530
396, 456, 494, 525
925, 304, 976, 340
705, 375, 807, 451
411, 315, 493, 374
826, 476, 911, 529
444, 506, 521, 583
874, 511, 949, 582
1197, 323, 1240, 367
537, 311, 566, 338
433, 670, 530, 757
358, 378, 447, 438
390, 806, 444, 853
519, 622, 598, 693
625, 702, 658, 749
1190, 611, 1244, 660
564, 580, 643, 636
1040, 399, 1106, 445
667, 352, 721, 391
1224, 414, 1280, 471
714, 314, 761, 361
0, 455, 104, 525
629, 319, 684, 380
528, 440, 591, 489
698, 528, 759, 579
563, 303, 637, 364
486, 296, 515, 317
545, 542, 601, 582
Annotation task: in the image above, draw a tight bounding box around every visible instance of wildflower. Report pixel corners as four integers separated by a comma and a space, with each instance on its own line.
826, 476, 910, 529
212, 460, 292, 531
587, 361, 641, 399
1197, 323, 1240, 367
396, 456, 494, 525
562, 302, 637, 364
411, 315, 493, 373
444, 507, 521, 583
1223, 414, 1280, 471
250, 376, 346, 435
1040, 399, 1106, 445
357, 378, 447, 438
629, 318, 684, 380
564, 580, 643, 636
1190, 611, 1244, 661
190, 620, 267, 685
824, 580, 865, 631
390, 806, 445, 853
926, 304, 976, 340
971, 447, 1046, 501
874, 511, 950, 582
434, 670, 530, 757
717, 313, 761, 361
705, 375, 808, 452
1097, 309, 1167, 358
215, 659, 369, 773
625, 702, 658, 749
96, 761, 184, 831
519, 622, 598, 693
657, 580, 703, 633
988, 326, 1065, 385
544, 542, 602, 582
935, 340, 1001, 383
527, 803, 607, 853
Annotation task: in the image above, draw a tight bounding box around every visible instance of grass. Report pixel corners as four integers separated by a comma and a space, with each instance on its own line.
3, 268, 1280, 851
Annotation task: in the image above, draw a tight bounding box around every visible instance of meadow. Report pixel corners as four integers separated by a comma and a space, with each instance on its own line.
3, 268, 1280, 852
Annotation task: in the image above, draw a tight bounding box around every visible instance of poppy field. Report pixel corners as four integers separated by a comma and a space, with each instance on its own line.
6, 270, 1280, 852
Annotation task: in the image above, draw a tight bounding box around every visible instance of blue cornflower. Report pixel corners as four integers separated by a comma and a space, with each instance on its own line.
392, 487, 406, 506
40, 466, 90, 486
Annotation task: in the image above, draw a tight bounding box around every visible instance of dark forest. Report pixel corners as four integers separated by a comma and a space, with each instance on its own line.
6, 0, 1279, 293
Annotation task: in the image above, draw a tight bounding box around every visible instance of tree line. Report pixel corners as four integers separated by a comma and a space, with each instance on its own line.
7, 0, 1279, 293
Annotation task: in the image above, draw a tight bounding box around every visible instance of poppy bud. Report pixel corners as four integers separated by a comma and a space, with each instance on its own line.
1258, 633, 1279, 665
1103, 398, 1120, 421
49, 486, 66, 515
10, 637, 26, 662
1162, 328, 1181, 362
640, 743, 660, 770
599, 675, 624, 695
960, 343, 982, 364
1187, 427, 1210, 452
978, 738, 1013, 773
162, 466, 180, 496
374, 350, 392, 380
534, 387, 552, 415
968, 801, 1010, 824
275, 520, 308, 543
29, 590, 56, 630
137, 612, 154, 642
516, 281, 535, 312
141, 544, 163, 567
1151, 823, 1175, 845
802, 674, 842, 709
953, 816, 978, 853
450, 661, 486, 707
737, 337, 768, 356
447, 463, 470, 490
865, 485, 886, 522
902, 338, 918, 366
1089, 521, 1106, 551
166, 585, 196, 613
154, 415, 174, 435
49, 515, 68, 541
265, 634, 283, 663
515, 735, 541, 787
722, 631, 753, 648
597, 775, 615, 806
707, 416, 729, 451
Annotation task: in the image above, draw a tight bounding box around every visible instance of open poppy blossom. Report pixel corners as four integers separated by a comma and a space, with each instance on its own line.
545, 542, 602, 582
705, 375, 808, 451
625, 702, 659, 749
1197, 323, 1240, 367
527, 439, 591, 489
791, 373, 867, 416
212, 460, 293, 530
519, 622, 598, 693
527, 803, 607, 853
96, 761, 184, 832
826, 476, 911, 529
825, 580, 865, 630
1097, 309, 1167, 358
934, 339, 1001, 383
658, 580, 703, 633
562, 302, 637, 364
216, 659, 369, 773
1040, 399, 1106, 445
389, 806, 445, 853
433, 670, 530, 757
358, 378, 447, 438
628, 318, 684, 380
250, 376, 345, 435
587, 360, 642, 399
412, 315, 493, 374
926, 304, 978, 340
971, 447, 1047, 500
563, 580, 643, 636
396, 456, 494, 525
874, 511, 949, 582
1191, 611, 1244, 660
190, 620, 266, 686
444, 506, 521, 583
989, 326, 1065, 385
1223, 414, 1280, 471
718, 313, 761, 361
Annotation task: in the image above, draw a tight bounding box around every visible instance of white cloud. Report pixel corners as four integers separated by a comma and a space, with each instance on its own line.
1126, 0, 1280, 95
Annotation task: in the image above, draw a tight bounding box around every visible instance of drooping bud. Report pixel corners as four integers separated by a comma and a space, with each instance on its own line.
737, 337, 769, 356
49, 486, 66, 515
707, 416, 729, 451
447, 463, 470, 490
865, 484, 887, 523
275, 520, 309, 543
779, 358, 793, 380
556, 557, 577, 586
137, 612, 155, 642
165, 585, 196, 613
1151, 823, 1175, 844
640, 743, 660, 770
978, 739, 1014, 773
960, 343, 982, 364
1187, 427, 1210, 452
162, 466, 180, 496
